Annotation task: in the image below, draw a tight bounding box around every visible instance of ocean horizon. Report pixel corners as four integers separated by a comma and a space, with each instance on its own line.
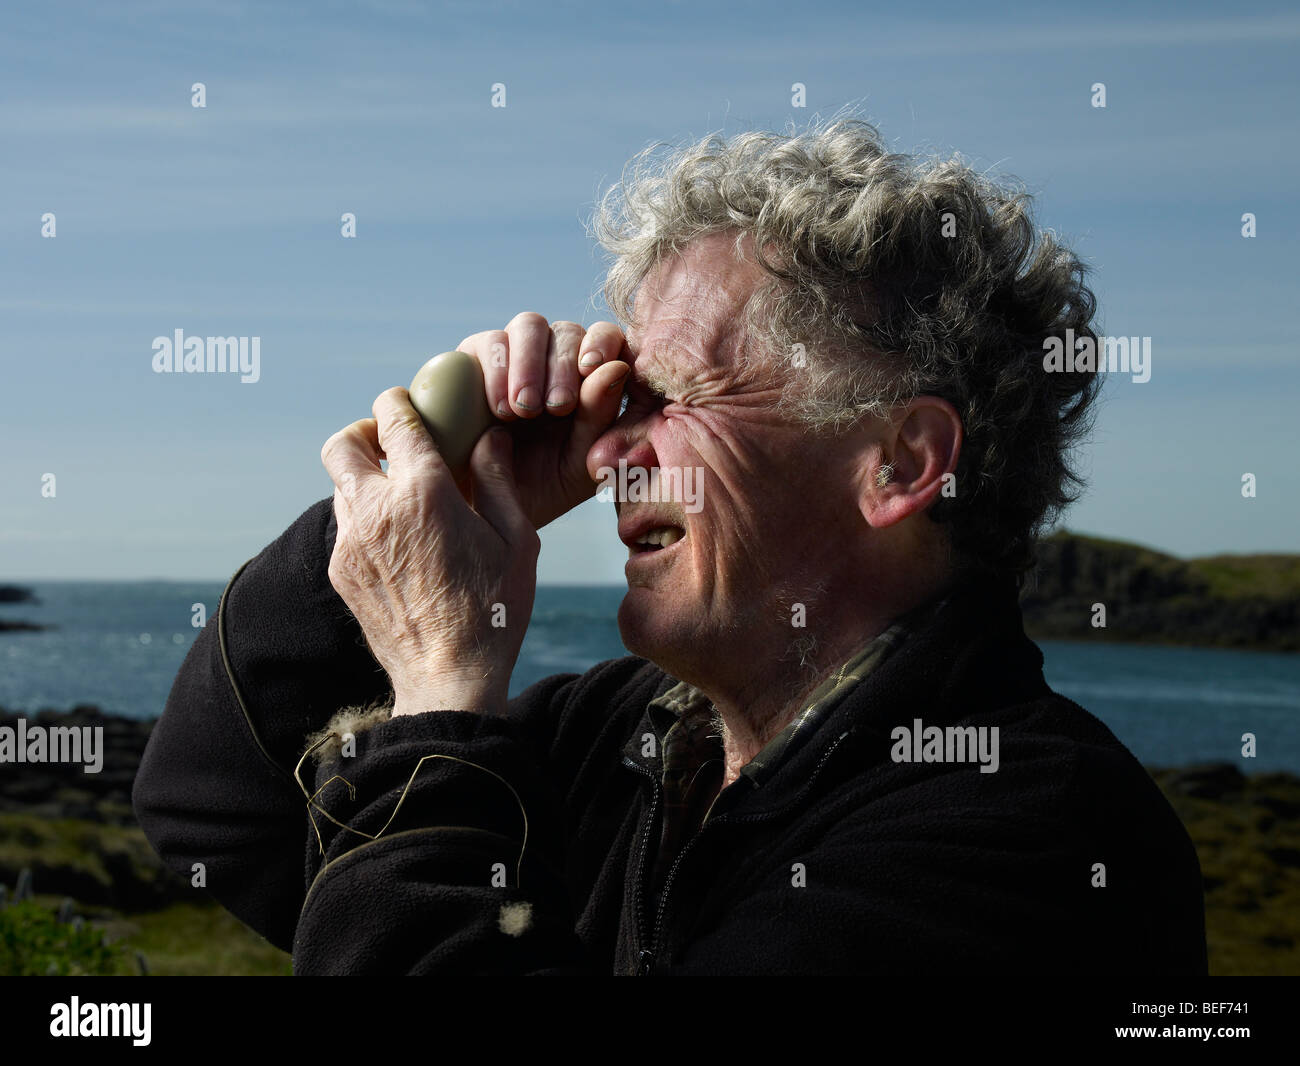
3, 580, 1297, 773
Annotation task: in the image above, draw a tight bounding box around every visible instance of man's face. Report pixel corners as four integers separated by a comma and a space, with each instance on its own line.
586, 232, 870, 690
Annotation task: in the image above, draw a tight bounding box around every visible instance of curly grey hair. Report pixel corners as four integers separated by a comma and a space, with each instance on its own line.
590, 116, 1102, 578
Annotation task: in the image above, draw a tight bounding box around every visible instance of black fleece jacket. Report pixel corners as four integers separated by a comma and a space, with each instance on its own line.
132, 497, 1208, 975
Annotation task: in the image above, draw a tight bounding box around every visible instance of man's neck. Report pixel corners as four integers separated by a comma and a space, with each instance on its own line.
703, 571, 955, 789
707, 618, 887, 789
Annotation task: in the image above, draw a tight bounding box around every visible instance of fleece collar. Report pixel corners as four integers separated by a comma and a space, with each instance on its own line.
620, 571, 1046, 816
638, 609, 918, 793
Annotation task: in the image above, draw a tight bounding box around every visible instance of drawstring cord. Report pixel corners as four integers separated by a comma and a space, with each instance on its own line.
293, 732, 529, 889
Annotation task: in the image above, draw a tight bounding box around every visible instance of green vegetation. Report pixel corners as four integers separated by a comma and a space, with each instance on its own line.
1151, 768, 1300, 976
1, 893, 290, 977
0, 812, 182, 909
1, 811, 292, 976
1194, 554, 1300, 601
100, 902, 292, 976
0, 899, 134, 976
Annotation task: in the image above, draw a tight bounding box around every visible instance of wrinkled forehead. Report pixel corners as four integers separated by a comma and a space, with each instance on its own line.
624, 234, 768, 384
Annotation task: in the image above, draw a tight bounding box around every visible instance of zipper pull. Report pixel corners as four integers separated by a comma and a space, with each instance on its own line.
638, 949, 655, 976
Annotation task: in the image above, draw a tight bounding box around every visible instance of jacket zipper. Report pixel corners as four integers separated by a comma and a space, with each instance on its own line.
621, 756, 661, 975
626, 729, 854, 975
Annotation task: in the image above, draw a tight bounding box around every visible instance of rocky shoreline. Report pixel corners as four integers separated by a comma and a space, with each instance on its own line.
0, 585, 48, 632
1021, 532, 1300, 652
1, 706, 149, 826
0, 707, 186, 911
2, 704, 1298, 974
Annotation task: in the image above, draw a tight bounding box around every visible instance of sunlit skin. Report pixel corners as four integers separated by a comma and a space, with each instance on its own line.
585, 232, 964, 786
322, 230, 963, 791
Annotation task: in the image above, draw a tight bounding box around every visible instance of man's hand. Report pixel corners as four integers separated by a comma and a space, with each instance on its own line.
458, 314, 629, 530
321, 388, 540, 717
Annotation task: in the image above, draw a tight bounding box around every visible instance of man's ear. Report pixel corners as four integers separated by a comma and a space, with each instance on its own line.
860, 396, 962, 529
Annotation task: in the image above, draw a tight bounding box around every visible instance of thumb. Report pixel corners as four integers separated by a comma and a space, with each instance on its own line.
568, 360, 630, 460
469, 427, 535, 545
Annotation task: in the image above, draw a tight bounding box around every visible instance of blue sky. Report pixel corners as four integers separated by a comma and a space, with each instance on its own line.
2, 0, 1297, 581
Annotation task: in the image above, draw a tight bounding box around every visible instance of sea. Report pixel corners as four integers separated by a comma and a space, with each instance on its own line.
2, 581, 1297, 772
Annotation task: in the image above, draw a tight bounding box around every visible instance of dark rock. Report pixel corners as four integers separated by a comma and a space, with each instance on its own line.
1164, 763, 1247, 800
0, 706, 154, 825
1253, 794, 1300, 820
1264, 847, 1300, 869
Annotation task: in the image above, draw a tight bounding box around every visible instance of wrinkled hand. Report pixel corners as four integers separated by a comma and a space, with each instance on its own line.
321, 388, 540, 717
457, 314, 629, 529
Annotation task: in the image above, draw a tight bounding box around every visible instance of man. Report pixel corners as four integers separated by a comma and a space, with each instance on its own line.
133, 119, 1208, 975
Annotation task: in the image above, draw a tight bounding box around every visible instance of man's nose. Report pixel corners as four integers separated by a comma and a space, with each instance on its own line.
586, 420, 658, 482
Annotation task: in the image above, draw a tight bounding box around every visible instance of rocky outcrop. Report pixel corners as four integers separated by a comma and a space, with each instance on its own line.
1021, 532, 1300, 651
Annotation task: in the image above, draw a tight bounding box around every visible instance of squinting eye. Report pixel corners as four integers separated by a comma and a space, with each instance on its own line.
619, 380, 668, 418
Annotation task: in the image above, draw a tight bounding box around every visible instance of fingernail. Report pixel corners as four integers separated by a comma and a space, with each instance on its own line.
546, 387, 574, 408
580, 349, 604, 368
515, 386, 540, 410
496, 400, 512, 416
608, 372, 628, 391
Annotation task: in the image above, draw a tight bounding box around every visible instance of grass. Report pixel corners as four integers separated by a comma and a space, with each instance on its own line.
1152, 771, 1300, 976
0, 899, 134, 975
0, 812, 165, 905
14, 895, 291, 975
1047, 528, 1300, 603
98, 902, 292, 976
1, 808, 291, 975
1192, 555, 1300, 601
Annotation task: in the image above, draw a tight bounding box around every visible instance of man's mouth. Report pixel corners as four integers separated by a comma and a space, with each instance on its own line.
631, 526, 685, 553
618, 516, 688, 556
